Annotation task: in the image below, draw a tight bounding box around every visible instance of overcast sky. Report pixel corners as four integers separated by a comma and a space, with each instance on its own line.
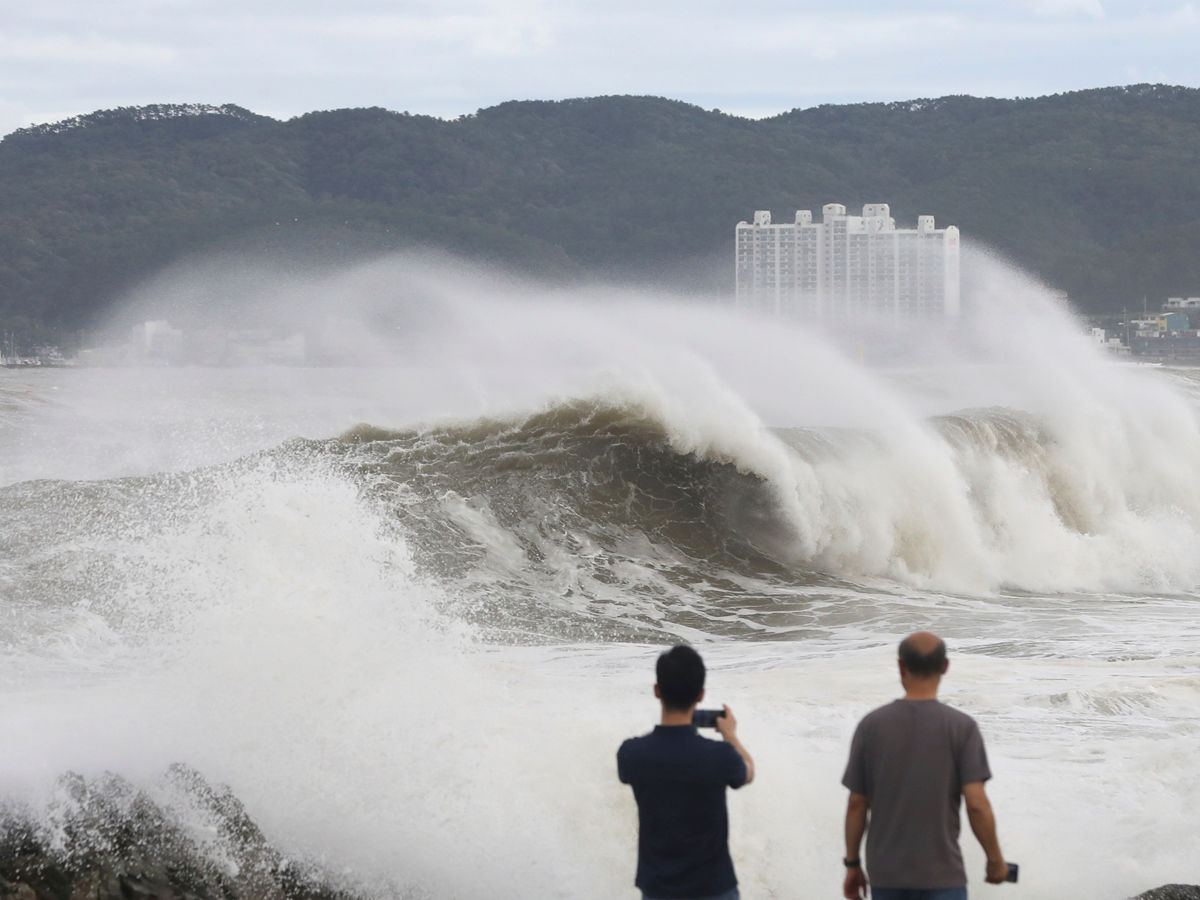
3, 0, 1200, 136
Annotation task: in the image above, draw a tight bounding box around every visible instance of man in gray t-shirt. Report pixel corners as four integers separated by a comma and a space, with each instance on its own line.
841, 632, 1009, 900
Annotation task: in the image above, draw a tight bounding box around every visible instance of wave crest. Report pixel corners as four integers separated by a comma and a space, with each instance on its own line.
338, 389, 1200, 606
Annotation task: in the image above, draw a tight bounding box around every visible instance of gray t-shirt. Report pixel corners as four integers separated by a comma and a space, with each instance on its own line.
842, 699, 991, 889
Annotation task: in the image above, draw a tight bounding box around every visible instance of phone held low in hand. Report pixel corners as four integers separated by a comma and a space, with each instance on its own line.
1006, 862, 1019, 883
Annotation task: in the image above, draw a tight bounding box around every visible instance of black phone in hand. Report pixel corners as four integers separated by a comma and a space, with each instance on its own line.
692, 709, 725, 728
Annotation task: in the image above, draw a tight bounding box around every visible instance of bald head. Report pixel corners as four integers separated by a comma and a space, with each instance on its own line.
898, 631, 948, 678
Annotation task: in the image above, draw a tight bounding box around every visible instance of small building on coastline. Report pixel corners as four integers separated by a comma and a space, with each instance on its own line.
1116, 302, 1200, 361
1130, 312, 1189, 337
1164, 297, 1200, 310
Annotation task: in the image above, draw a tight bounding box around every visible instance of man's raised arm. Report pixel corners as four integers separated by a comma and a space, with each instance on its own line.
714, 704, 754, 784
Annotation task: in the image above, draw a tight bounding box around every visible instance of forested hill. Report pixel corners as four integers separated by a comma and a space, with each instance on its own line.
4, 85, 1200, 336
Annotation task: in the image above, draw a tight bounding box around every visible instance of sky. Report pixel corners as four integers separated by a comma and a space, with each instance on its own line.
3, 0, 1200, 136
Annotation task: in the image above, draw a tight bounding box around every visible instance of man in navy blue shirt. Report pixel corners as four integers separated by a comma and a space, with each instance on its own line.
617, 645, 756, 900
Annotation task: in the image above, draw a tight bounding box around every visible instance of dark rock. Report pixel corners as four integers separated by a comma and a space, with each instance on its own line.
1133, 887, 1200, 900
0, 768, 361, 900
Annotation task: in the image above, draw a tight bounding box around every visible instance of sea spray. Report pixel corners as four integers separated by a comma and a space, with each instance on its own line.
2, 250, 1199, 898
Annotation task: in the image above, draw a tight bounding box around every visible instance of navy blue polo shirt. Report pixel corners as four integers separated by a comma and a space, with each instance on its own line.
617, 725, 748, 898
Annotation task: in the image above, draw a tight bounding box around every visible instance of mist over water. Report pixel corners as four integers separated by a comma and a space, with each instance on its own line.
2, 248, 1199, 898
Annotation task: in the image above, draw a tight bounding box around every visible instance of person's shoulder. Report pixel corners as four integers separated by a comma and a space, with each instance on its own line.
865, 699, 902, 716
618, 732, 653, 755
617, 732, 654, 778
706, 735, 741, 759
694, 735, 746, 782
858, 699, 904, 724
934, 701, 986, 738
937, 701, 980, 725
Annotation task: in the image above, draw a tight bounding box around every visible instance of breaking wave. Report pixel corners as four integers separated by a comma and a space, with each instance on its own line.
6, 364, 1200, 653
323, 382, 1200, 638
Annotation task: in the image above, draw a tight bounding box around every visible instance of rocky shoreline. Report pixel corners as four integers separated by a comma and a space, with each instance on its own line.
0, 766, 364, 900
1, 766, 1194, 899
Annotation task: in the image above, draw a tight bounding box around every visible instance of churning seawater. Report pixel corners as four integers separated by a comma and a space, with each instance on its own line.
1, 268, 1198, 898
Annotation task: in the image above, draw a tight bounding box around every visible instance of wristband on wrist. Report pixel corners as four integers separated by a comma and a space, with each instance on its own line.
843, 858, 862, 868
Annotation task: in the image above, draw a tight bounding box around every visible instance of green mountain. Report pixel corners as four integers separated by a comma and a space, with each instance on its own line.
3, 87, 1200, 341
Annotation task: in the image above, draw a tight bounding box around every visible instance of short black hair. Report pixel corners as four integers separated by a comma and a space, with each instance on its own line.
898, 635, 947, 676
656, 645, 706, 710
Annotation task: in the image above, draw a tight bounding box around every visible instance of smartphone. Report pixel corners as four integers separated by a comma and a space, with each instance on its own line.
1006, 863, 1019, 883
692, 709, 725, 728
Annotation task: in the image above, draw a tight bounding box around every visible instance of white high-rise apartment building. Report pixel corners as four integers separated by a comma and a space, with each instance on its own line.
734, 203, 960, 321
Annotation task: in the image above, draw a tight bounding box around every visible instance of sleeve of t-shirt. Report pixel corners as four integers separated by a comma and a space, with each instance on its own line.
725, 742, 749, 789
617, 741, 633, 784
841, 720, 868, 795
959, 719, 992, 785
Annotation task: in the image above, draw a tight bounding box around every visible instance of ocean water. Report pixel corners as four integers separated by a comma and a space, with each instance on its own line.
1, 259, 1198, 898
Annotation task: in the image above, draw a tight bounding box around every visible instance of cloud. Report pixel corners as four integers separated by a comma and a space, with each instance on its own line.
1168, 2, 1200, 24
1024, 0, 1106, 17
0, 35, 177, 66
296, 11, 554, 58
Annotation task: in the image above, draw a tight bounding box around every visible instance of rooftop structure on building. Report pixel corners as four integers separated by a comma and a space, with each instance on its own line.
735, 203, 960, 323
1164, 297, 1200, 309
